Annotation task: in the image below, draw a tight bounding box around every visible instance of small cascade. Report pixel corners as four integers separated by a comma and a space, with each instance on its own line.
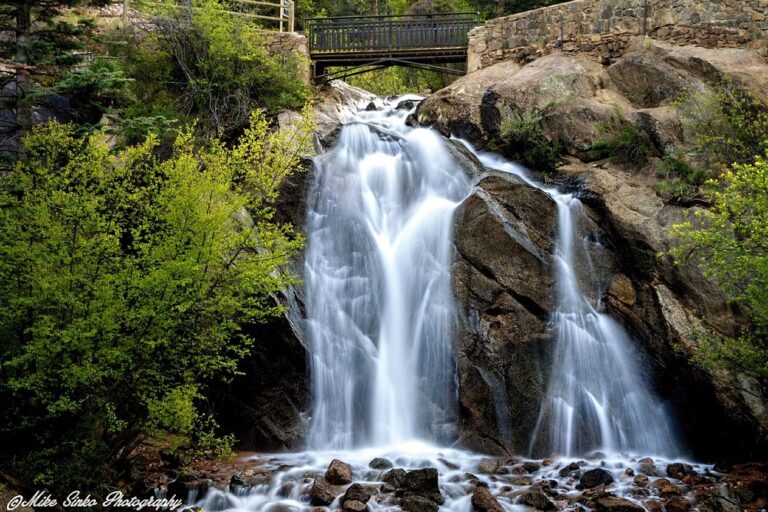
463, 150, 680, 457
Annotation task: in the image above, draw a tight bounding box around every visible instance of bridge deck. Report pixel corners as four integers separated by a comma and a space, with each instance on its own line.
306, 13, 479, 80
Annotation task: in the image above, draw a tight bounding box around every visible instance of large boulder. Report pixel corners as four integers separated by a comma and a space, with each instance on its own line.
453, 171, 558, 453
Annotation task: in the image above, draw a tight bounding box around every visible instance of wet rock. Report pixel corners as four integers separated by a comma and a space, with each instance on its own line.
577, 468, 614, 490
664, 496, 692, 512
343, 500, 368, 512
625, 468, 635, 477
559, 462, 581, 477
593, 494, 645, 512
643, 501, 664, 512
310, 475, 341, 506
509, 476, 534, 486
438, 458, 460, 470
402, 468, 440, 496
523, 462, 542, 473
341, 484, 378, 505
396, 99, 418, 111
478, 458, 501, 474
230, 474, 246, 487
382, 468, 406, 488
651, 478, 681, 497
401, 494, 439, 512
633, 474, 649, 487
666, 463, 695, 480
639, 462, 660, 477
369, 458, 393, 470
365, 102, 377, 111
520, 489, 557, 511
325, 459, 353, 485
471, 486, 504, 512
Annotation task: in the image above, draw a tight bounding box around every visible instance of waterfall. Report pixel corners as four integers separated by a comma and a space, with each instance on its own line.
305, 97, 471, 449
465, 150, 680, 457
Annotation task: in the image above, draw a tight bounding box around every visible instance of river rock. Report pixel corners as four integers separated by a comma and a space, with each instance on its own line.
401, 494, 439, 512
325, 459, 353, 485
633, 474, 649, 487
341, 483, 378, 505
651, 478, 681, 497
520, 489, 557, 511
471, 486, 504, 512
402, 468, 439, 494
663, 496, 692, 512
666, 463, 695, 480
369, 458, 393, 470
382, 468, 406, 489
310, 475, 341, 506
578, 468, 615, 489
593, 494, 645, 512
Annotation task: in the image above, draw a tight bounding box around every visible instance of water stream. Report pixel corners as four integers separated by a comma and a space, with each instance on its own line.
191, 93, 689, 512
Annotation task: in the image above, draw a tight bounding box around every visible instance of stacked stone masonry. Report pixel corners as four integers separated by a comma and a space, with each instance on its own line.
468, 0, 768, 71
265, 32, 311, 83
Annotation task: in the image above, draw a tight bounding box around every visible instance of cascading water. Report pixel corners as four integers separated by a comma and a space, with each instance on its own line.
463, 150, 680, 458
305, 97, 470, 449
191, 94, 696, 512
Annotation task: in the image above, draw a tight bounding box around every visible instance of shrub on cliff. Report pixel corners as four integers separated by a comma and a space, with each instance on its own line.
499, 108, 561, 173
590, 109, 653, 167
670, 155, 768, 383
0, 110, 313, 493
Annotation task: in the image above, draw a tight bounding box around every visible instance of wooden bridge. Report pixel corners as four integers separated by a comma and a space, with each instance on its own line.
306, 12, 480, 81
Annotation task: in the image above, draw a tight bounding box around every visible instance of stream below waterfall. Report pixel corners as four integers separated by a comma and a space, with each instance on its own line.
189, 93, 707, 512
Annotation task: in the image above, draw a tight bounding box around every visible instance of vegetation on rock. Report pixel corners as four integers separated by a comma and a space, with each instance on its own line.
670, 156, 768, 384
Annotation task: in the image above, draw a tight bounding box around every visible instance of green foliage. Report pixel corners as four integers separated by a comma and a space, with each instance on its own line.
499, 108, 561, 172
0, 108, 314, 493
679, 82, 768, 172
590, 110, 653, 166
342, 66, 445, 96
125, 0, 310, 137
653, 149, 708, 202
55, 60, 133, 126
670, 156, 768, 383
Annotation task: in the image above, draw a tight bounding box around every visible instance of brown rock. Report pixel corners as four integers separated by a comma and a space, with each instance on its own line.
593, 495, 645, 512
471, 486, 504, 512
310, 475, 341, 506
325, 459, 353, 485
651, 478, 681, 497
664, 496, 692, 512
520, 489, 557, 511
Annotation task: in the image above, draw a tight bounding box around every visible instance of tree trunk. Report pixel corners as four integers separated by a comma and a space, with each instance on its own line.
497, 0, 505, 17
15, 1, 32, 160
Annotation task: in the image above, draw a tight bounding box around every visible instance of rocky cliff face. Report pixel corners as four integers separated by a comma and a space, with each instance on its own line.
421, 37, 768, 460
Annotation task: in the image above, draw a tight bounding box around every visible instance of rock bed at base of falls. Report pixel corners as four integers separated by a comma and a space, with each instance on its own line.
131, 448, 768, 512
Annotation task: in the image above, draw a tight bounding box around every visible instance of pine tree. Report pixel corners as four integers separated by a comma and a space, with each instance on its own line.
0, 0, 111, 159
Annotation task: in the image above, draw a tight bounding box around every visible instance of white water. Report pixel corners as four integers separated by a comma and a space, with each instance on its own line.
189, 94, 689, 512
459, 149, 680, 458
305, 96, 470, 449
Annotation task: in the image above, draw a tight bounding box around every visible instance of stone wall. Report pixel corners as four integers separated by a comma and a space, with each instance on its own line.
468, 0, 767, 71
265, 32, 311, 84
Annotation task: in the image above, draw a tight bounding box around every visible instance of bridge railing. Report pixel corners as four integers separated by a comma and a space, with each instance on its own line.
306, 12, 479, 55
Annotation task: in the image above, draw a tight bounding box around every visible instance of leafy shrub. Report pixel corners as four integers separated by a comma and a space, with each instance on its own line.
678, 81, 768, 171
670, 155, 768, 383
0, 109, 313, 494
590, 110, 653, 166
499, 108, 561, 172
653, 150, 708, 202
124, 0, 310, 137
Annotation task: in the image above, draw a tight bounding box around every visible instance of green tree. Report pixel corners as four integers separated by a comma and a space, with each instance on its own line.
0, 108, 314, 493
126, 0, 310, 137
670, 156, 768, 383
0, 0, 112, 159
